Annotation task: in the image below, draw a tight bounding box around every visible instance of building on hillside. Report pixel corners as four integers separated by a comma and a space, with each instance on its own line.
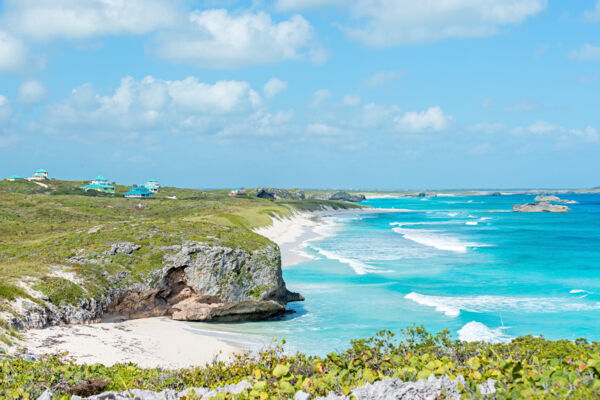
29, 169, 48, 181
5, 175, 24, 181
229, 188, 246, 196
80, 183, 115, 194
145, 179, 160, 193
124, 186, 154, 198
91, 175, 109, 185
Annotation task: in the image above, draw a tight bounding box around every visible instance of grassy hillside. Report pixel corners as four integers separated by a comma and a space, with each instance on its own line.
0, 182, 362, 349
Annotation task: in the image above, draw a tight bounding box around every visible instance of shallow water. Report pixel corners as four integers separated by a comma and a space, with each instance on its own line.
189, 194, 600, 355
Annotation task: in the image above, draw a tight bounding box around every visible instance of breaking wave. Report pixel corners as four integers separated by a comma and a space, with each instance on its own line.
458, 321, 512, 343
405, 292, 600, 317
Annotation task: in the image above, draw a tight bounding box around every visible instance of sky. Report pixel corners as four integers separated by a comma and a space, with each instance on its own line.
0, 0, 599, 190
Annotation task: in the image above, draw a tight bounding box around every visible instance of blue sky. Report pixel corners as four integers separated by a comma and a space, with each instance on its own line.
0, 0, 599, 189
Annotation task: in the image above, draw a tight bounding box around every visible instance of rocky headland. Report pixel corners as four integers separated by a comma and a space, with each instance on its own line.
4, 241, 302, 331
513, 195, 575, 212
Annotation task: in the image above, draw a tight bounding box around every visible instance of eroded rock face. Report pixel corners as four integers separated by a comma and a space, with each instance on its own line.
309, 191, 365, 202
8, 243, 303, 329
256, 188, 306, 200
106, 243, 303, 322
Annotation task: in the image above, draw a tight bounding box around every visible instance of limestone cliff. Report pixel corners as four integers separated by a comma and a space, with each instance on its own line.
6, 241, 303, 330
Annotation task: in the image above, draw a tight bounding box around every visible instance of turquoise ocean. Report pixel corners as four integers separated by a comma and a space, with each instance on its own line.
191, 194, 600, 355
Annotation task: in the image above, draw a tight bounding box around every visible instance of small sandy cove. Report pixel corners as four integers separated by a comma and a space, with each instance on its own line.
22, 317, 238, 369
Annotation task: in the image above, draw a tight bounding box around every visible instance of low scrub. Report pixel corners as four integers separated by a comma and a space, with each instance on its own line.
1, 327, 599, 399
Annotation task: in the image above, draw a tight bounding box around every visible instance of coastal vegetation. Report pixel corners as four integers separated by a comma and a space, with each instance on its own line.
1, 327, 600, 399
0, 181, 361, 346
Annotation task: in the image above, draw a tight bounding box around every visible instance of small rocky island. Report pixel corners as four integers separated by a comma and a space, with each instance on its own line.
513, 194, 576, 212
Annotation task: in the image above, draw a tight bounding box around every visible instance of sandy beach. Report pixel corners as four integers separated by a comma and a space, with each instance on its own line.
21, 317, 238, 369
255, 208, 412, 267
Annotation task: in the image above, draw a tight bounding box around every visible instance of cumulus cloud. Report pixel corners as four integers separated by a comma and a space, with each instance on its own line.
0, 31, 30, 73
362, 71, 401, 88
310, 89, 332, 107
263, 78, 288, 98
276, 0, 344, 11
471, 122, 505, 134
18, 80, 48, 104
276, 0, 546, 46
342, 94, 361, 106
394, 106, 454, 132
569, 44, 600, 61
37, 76, 264, 137
155, 9, 317, 68
511, 120, 559, 135
583, 1, 600, 22
511, 121, 598, 143
0, 95, 12, 124
3, 0, 182, 40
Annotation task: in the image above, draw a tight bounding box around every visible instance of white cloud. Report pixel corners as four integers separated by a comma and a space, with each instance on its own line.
307, 122, 350, 136
37, 76, 264, 137
155, 9, 317, 68
394, 106, 454, 132
511, 121, 598, 143
471, 122, 505, 134
18, 80, 48, 104
569, 126, 599, 142
504, 99, 541, 112
470, 143, 493, 155
310, 89, 332, 107
583, 1, 600, 22
263, 78, 288, 98
4, 0, 182, 40
0, 95, 12, 124
0, 31, 30, 73
276, 0, 546, 46
362, 71, 400, 88
342, 94, 361, 106
512, 120, 558, 135
569, 44, 600, 62
276, 0, 344, 11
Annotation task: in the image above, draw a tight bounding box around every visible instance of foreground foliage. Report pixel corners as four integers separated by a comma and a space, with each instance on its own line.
2, 327, 600, 399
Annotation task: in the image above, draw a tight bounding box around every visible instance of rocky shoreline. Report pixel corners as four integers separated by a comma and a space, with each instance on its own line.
5, 241, 303, 332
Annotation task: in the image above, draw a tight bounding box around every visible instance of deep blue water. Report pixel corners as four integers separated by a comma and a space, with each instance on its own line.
191, 194, 600, 355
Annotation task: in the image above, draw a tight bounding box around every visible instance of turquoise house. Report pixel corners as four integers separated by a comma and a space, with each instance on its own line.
5, 175, 23, 181
80, 183, 115, 194
91, 175, 109, 185
124, 186, 154, 198
145, 179, 160, 193
30, 169, 48, 181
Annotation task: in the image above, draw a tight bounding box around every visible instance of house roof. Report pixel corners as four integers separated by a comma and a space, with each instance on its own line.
35, 169, 47, 173
125, 186, 153, 193
7, 175, 23, 179
94, 175, 107, 180
80, 184, 114, 189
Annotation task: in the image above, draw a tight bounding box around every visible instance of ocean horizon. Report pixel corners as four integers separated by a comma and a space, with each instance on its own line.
190, 193, 600, 355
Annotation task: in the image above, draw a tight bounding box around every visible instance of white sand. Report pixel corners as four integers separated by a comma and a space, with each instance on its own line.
22, 317, 239, 369
255, 208, 412, 267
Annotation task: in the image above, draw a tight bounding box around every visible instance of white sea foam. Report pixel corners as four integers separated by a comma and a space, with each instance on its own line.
570, 289, 589, 294
458, 322, 512, 343
313, 247, 379, 275
447, 212, 459, 217
392, 224, 480, 253
405, 292, 600, 317
465, 221, 478, 226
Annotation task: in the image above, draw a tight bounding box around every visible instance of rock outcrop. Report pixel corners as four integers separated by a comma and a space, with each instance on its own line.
534, 195, 578, 204
106, 243, 303, 322
308, 191, 366, 202
513, 201, 568, 212
8, 242, 303, 329
45, 375, 496, 400
256, 188, 306, 200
